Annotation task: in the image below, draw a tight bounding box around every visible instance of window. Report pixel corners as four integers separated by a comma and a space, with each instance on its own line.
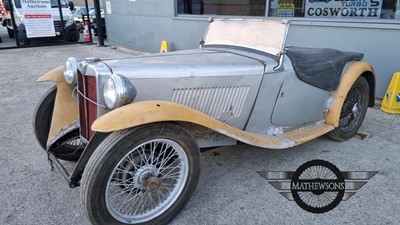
177, 0, 266, 16
178, 0, 400, 20
269, 0, 400, 19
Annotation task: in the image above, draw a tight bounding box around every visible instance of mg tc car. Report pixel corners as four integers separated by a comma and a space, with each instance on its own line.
33, 19, 375, 225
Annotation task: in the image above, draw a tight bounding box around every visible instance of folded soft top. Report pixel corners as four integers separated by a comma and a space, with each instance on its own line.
286, 47, 364, 91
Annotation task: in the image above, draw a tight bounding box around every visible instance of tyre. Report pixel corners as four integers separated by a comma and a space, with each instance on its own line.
7, 28, 14, 38
68, 30, 80, 42
32, 86, 84, 161
328, 76, 369, 141
81, 123, 200, 225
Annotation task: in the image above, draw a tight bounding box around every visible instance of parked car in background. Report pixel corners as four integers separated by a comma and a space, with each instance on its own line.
1, 0, 79, 45
34, 19, 375, 225
89, 8, 105, 37
73, 6, 94, 32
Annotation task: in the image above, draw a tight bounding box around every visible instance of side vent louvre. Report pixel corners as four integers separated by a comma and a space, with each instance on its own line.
171, 86, 249, 119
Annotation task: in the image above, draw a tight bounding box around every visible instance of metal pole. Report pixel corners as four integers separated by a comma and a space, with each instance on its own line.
56, 0, 66, 43
8, 0, 20, 47
93, 0, 104, 46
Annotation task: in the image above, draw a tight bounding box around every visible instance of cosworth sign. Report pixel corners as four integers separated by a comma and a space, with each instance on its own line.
306, 0, 382, 18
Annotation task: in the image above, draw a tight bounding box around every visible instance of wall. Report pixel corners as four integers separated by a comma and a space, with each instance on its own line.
102, 0, 400, 98
73, 0, 103, 7
103, 0, 207, 52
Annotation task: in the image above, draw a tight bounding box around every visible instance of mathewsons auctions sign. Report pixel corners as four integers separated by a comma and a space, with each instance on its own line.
21, 0, 56, 38
305, 0, 383, 18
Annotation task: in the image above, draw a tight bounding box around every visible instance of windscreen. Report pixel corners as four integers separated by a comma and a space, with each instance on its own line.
204, 19, 287, 56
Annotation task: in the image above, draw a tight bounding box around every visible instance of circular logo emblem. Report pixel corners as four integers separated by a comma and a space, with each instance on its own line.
291, 160, 345, 213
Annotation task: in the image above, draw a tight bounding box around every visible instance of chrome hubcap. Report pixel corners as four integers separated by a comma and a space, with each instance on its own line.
351, 103, 359, 115
134, 165, 158, 187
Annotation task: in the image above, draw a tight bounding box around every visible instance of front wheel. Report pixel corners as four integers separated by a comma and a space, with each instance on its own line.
32, 86, 84, 161
81, 123, 200, 225
328, 76, 369, 141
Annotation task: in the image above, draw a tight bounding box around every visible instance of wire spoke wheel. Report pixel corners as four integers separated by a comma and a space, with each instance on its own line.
106, 139, 189, 223
81, 123, 200, 225
328, 76, 369, 141
339, 83, 363, 133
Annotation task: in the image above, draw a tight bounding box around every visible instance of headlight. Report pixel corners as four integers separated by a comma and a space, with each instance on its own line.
103, 74, 137, 109
63, 57, 79, 85
19, 15, 25, 25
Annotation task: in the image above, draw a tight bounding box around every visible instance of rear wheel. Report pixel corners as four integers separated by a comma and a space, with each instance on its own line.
81, 123, 200, 225
33, 86, 84, 161
328, 76, 369, 141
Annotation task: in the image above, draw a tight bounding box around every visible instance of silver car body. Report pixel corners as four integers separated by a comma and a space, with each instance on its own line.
80, 19, 332, 147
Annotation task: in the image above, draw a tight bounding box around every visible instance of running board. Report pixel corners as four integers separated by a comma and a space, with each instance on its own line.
274, 124, 335, 148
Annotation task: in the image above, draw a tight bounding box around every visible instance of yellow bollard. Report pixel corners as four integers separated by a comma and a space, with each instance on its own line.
160, 40, 168, 53
381, 72, 400, 114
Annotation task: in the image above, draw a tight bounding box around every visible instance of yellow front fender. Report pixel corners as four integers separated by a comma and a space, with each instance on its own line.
92, 101, 291, 149
37, 66, 78, 142
325, 61, 374, 127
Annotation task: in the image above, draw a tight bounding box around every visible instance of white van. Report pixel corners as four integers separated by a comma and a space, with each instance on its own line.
2, 0, 79, 45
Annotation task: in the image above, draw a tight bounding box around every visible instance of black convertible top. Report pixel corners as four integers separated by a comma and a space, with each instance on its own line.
285, 47, 364, 91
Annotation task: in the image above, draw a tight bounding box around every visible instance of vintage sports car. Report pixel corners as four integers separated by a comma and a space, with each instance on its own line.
33, 19, 375, 225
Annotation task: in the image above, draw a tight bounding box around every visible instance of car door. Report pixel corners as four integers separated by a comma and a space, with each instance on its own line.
271, 70, 332, 127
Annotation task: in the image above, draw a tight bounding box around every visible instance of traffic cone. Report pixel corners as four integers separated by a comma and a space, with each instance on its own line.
84, 20, 90, 42
160, 40, 168, 53
381, 72, 400, 114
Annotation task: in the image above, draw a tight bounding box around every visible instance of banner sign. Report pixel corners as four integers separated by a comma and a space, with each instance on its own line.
305, 0, 383, 19
21, 0, 55, 38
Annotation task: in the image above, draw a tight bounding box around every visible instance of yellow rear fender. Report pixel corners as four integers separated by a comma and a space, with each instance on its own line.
37, 66, 78, 142
325, 61, 375, 127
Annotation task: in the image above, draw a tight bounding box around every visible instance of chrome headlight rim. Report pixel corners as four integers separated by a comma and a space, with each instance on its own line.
63, 57, 79, 85
103, 74, 136, 110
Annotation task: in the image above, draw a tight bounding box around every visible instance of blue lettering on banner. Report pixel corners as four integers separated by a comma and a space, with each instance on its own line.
305, 0, 382, 18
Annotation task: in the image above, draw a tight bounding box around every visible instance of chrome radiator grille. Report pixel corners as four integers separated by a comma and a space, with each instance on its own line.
171, 86, 250, 119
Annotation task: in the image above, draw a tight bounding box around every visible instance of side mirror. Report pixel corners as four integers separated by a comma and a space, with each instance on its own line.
68, 1, 74, 11
4, 0, 11, 11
